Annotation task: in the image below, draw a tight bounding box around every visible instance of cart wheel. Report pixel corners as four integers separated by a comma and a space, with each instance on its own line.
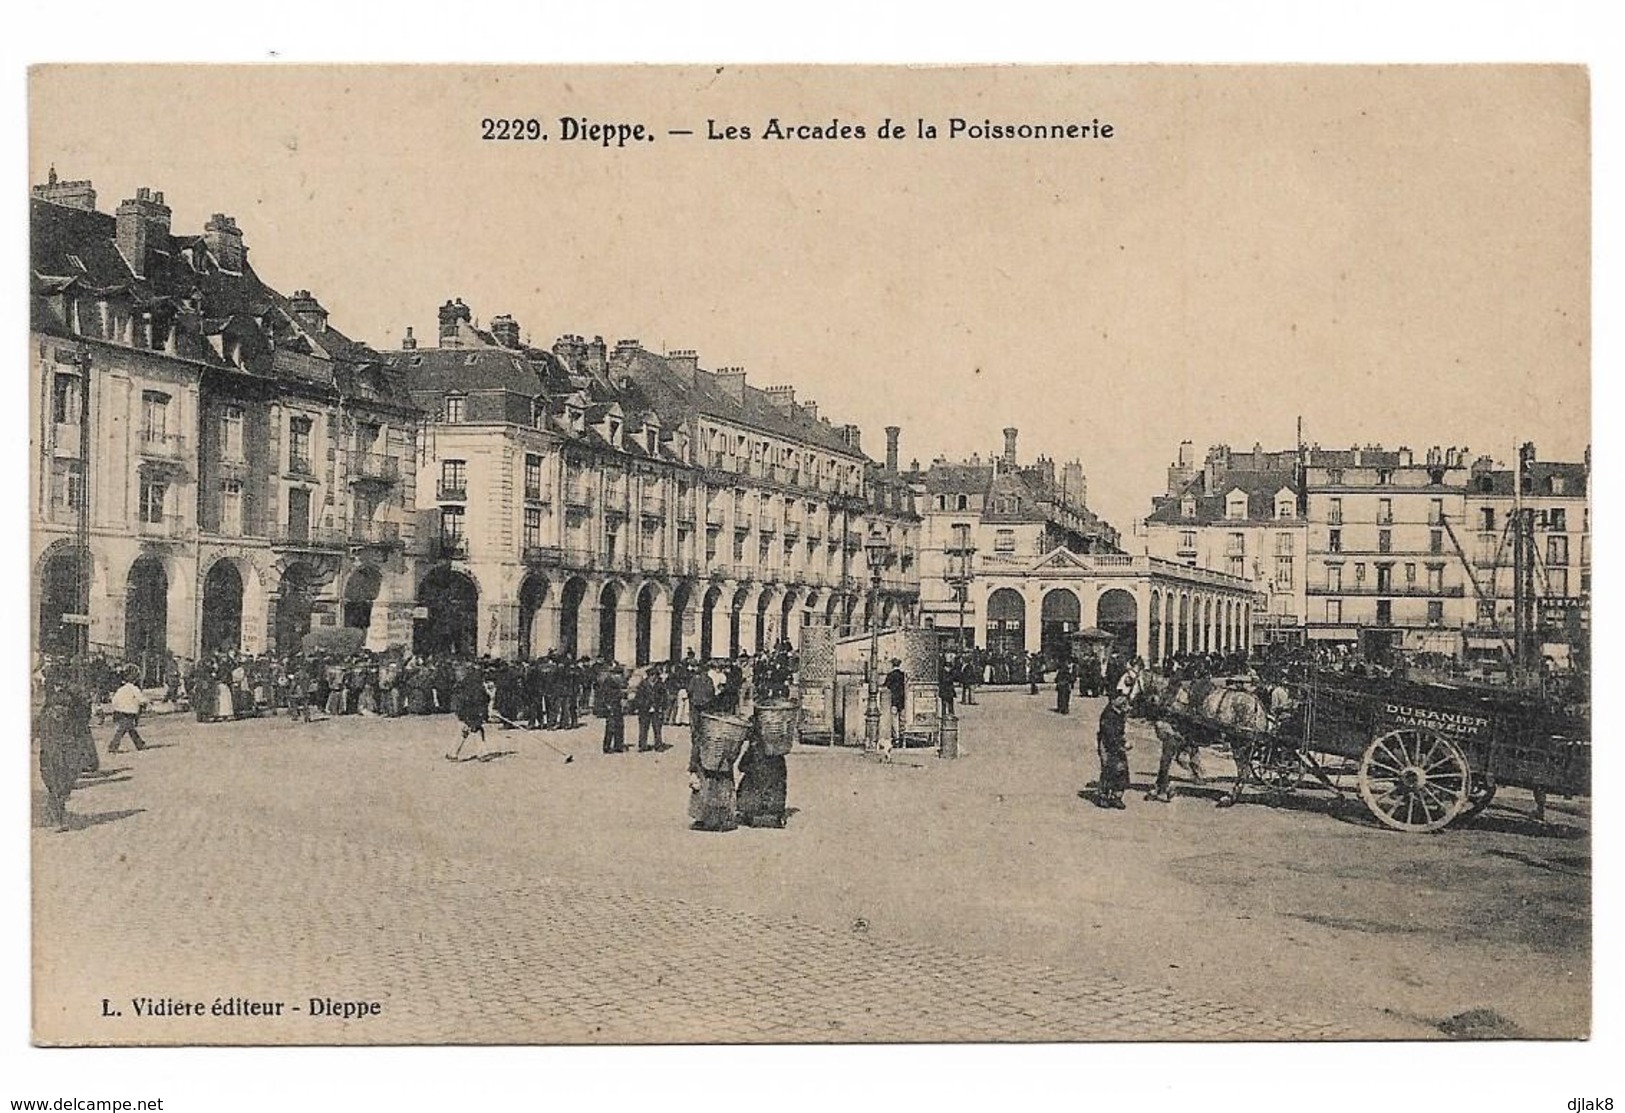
1458, 774, 1498, 822
1358, 729, 1470, 833
1254, 738, 1305, 794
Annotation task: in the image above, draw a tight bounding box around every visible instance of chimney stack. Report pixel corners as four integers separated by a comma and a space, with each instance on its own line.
713, 367, 747, 404
585, 336, 608, 375
32, 167, 97, 211
202, 211, 243, 273
401, 326, 417, 351
842, 424, 863, 453
799, 400, 818, 423
116, 188, 172, 278
764, 385, 797, 415
288, 289, 328, 334
438, 298, 472, 347
668, 349, 699, 383
1002, 426, 1018, 467
885, 426, 901, 473
490, 314, 522, 349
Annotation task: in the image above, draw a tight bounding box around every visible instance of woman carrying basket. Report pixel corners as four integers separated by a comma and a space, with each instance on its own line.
686, 667, 740, 832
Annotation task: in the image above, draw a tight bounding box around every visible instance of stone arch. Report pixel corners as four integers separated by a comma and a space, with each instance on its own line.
415, 565, 479, 657
987, 587, 1026, 657
34, 540, 99, 657
342, 565, 383, 636
1097, 587, 1138, 659
669, 580, 694, 661
598, 580, 623, 662
274, 561, 326, 654
1177, 593, 1190, 655
123, 554, 169, 678
754, 584, 779, 654
558, 575, 590, 659
1039, 588, 1081, 661
633, 579, 671, 666
701, 583, 725, 660
518, 573, 552, 660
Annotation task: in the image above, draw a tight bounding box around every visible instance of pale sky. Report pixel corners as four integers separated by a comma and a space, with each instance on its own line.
29, 65, 1590, 534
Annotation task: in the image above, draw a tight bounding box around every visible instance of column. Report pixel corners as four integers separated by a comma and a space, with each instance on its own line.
614, 601, 638, 666
1135, 587, 1151, 663
1023, 588, 1042, 654
650, 601, 673, 664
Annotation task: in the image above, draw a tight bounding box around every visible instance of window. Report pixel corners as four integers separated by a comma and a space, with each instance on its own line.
1275, 557, 1294, 588
1181, 497, 1197, 518
1550, 568, 1569, 596
1326, 599, 1342, 624
220, 480, 243, 536
440, 506, 465, 543
1354, 563, 1366, 583
1327, 564, 1343, 591
1550, 475, 1566, 495
1429, 530, 1443, 555
523, 507, 542, 549
1228, 555, 1246, 578
138, 474, 167, 524
1426, 600, 1444, 626
934, 495, 946, 510
1179, 530, 1197, 551
1227, 532, 1245, 556
141, 390, 170, 439
1405, 562, 1416, 584
1378, 529, 1392, 554
1376, 565, 1392, 593
949, 522, 972, 553
704, 536, 719, 563
1328, 497, 1343, 525
1548, 536, 1569, 566
1377, 498, 1393, 525
994, 529, 1015, 553
956, 494, 968, 511
1226, 493, 1247, 520
443, 395, 465, 423
1276, 497, 1294, 520
1328, 529, 1342, 553
731, 536, 745, 562
440, 460, 467, 497
1376, 600, 1392, 626
525, 454, 543, 500
1549, 508, 1567, 532
1326, 468, 1344, 485
51, 373, 82, 425
1427, 566, 1444, 593
220, 406, 245, 462
288, 416, 312, 473
1275, 532, 1294, 556
53, 460, 83, 510
1377, 469, 1393, 485
1480, 507, 1495, 531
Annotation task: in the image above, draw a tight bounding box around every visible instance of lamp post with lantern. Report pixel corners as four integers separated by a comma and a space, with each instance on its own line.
861, 524, 891, 751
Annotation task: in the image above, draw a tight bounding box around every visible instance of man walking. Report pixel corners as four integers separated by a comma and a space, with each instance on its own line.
882, 656, 907, 760
106, 668, 149, 753
1054, 656, 1074, 715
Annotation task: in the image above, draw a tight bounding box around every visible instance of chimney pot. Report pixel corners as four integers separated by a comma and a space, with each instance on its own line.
401, 326, 417, 351
1002, 427, 1018, 467
884, 426, 901, 473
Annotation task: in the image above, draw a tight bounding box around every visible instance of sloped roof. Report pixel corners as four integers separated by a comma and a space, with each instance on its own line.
1147, 469, 1299, 525
1471, 462, 1589, 499
391, 346, 548, 396
31, 196, 412, 408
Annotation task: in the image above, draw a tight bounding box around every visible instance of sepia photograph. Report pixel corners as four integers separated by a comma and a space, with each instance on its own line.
15, 47, 1605, 1106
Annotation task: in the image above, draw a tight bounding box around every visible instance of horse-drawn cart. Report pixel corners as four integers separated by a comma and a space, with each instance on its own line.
1146, 672, 1590, 833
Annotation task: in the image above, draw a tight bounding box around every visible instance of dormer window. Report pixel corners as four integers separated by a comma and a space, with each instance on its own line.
1549, 475, 1565, 495
1225, 491, 1247, 520
646, 429, 657, 454
444, 395, 465, 423
1181, 497, 1197, 518
1275, 493, 1295, 520
607, 419, 620, 444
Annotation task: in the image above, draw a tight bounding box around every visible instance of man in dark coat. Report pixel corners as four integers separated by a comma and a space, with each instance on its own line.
598, 665, 628, 753
1092, 693, 1132, 809
1054, 657, 1074, 714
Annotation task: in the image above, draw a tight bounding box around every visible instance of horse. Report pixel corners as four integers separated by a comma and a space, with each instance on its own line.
1132, 670, 1297, 806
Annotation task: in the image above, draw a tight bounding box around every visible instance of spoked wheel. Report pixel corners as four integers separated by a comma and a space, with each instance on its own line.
1458, 774, 1498, 822
1252, 737, 1306, 794
1358, 728, 1470, 833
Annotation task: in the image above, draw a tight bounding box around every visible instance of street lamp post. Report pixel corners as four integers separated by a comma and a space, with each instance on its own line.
73, 340, 93, 684
940, 534, 974, 760
862, 525, 890, 752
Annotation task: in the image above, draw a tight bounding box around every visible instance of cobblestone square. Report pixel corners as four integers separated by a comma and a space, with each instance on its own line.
32, 691, 1589, 1045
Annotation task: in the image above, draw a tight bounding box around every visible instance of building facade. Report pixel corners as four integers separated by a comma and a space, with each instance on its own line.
908, 427, 1124, 654
391, 303, 921, 664
30, 172, 422, 669
1145, 441, 1307, 648
1461, 445, 1591, 662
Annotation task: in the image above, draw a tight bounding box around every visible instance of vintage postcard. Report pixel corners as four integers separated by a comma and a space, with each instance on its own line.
28, 64, 1589, 1051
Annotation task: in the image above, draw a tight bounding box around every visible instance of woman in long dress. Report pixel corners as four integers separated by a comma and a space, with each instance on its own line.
735, 727, 787, 828
686, 670, 737, 831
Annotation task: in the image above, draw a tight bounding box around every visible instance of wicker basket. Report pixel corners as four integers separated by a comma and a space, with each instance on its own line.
755, 700, 800, 757
694, 712, 751, 772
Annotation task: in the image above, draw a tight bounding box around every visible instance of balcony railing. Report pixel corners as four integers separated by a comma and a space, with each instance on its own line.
758, 517, 777, 535
638, 553, 669, 574
287, 455, 316, 478
704, 505, 725, 527
347, 519, 401, 546
523, 485, 550, 503
734, 512, 754, 532
783, 520, 801, 539
436, 480, 468, 501
560, 546, 596, 569
349, 452, 400, 483
432, 535, 470, 560
1306, 583, 1464, 597
675, 500, 697, 523
523, 544, 562, 565
564, 487, 594, 511
135, 513, 191, 540
138, 430, 187, 459
269, 523, 347, 549
641, 496, 666, 518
